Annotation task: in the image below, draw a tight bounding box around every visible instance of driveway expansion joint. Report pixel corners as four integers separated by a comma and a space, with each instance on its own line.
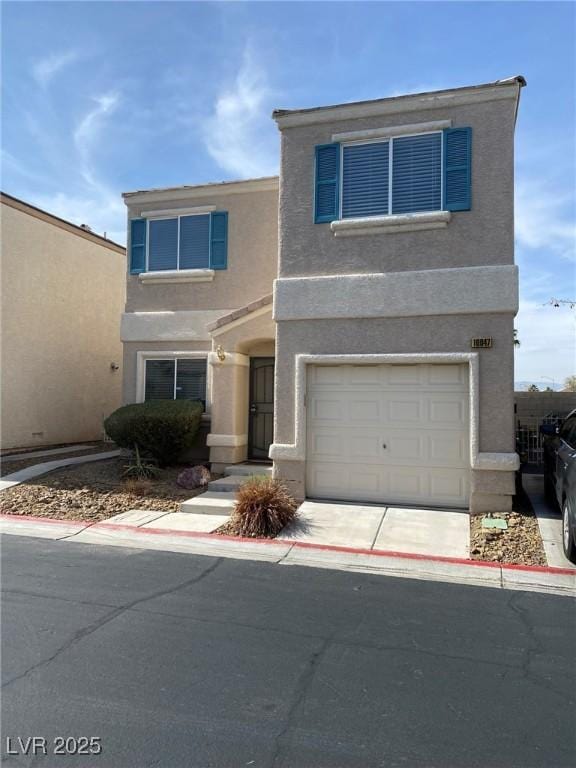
369, 507, 388, 549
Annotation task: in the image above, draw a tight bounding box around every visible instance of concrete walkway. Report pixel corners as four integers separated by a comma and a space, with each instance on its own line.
1, 443, 96, 461
523, 473, 576, 570
279, 501, 470, 558
0, 450, 121, 491
103, 508, 228, 533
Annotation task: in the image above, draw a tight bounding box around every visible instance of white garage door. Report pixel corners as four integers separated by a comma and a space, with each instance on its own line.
306, 363, 469, 507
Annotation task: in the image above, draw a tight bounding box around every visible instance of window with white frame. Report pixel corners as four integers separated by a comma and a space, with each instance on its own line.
341, 132, 442, 219
144, 358, 207, 408
148, 214, 210, 271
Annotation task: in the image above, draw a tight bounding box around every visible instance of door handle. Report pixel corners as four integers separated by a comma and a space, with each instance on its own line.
250, 404, 258, 414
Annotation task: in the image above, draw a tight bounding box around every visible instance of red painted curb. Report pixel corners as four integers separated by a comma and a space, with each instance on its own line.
2, 513, 575, 577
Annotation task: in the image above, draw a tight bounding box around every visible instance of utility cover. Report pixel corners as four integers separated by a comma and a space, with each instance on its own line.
481, 517, 508, 530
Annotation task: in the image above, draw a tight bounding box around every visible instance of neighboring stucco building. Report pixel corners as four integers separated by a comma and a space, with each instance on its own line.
1, 193, 125, 450
122, 76, 525, 513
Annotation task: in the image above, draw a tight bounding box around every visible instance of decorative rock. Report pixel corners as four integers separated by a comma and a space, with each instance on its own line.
176, 465, 211, 490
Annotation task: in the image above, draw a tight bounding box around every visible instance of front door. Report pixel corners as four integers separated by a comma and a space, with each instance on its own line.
248, 357, 275, 461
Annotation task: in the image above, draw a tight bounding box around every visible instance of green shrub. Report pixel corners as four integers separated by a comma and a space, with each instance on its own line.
104, 400, 203, 466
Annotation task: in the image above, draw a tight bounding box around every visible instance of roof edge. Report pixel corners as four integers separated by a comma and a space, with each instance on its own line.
272, 76, 526, 128
123, 175, 279, 203
206, 294, 273, 333
1, 192, 125, 251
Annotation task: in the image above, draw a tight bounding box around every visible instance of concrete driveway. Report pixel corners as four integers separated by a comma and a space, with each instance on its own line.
523, 473, 576, 570
279, 501, 469, 559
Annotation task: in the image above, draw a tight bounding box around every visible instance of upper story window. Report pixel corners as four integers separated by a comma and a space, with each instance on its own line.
342, 133, 442, 218
314, 127, 471, 225
149, 214, 210, 271
129, 211, 228, 275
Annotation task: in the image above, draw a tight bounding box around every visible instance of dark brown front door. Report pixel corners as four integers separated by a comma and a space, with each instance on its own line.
248, 357, 275, 461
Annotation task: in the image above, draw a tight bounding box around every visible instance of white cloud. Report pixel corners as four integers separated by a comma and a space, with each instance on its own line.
202, 47, 278, 178
515, 176, 576, 259
6, 91, 126, 244
73, 92, 120, 184
32, 50, 78, 87
514, 298, 575, 384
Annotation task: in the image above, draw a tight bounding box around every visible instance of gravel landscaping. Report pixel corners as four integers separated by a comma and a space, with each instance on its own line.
469, 478, 546, 566
0, 458, 209, 522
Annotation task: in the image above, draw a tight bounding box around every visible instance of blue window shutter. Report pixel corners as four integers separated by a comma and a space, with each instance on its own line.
210, 211, 228, 270
392, 133, 442, 214
443, 127, 472, 212
180, 214, 210, 269
129, 219, 146, 274
342, 141, 389, 218
148, 218, 178, 270
314, 143, 340, 223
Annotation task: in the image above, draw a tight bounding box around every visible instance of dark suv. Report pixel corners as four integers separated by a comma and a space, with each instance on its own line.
543, 409, 576, 563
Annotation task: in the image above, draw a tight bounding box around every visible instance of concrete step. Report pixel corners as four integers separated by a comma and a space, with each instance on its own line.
207, 475, 251, 493
224, 463, 272, 478
180, 491, 236, 515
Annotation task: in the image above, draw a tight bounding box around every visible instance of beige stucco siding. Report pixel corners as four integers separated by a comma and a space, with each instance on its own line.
125, 188, 278, 312
1, 201, 125, 449
277, 98, 516, 278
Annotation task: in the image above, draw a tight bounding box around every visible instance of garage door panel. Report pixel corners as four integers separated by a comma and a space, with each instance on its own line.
429, 398, 467, 425
349, 366, 382, 385
427, 364, 467, 386
313, 398, 344, 421
388, 435, 424, 461
386, 365, 423, 386
309, 427, 468, 469
310, 366, 345, 386
349, 399, 381, 421
308, 464, 382, 498
429, 434, 467, 464
306, 363, 470, 508
386, 396, 423, 423
309, 466, 345, 494
306, 463, 468, 507
310, 433, 344, 458
349, 434, 381, 459
430, 472, 468, 501
389, 469, 424, 498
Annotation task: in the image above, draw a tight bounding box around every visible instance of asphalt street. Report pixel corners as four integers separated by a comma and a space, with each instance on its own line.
2, 534, 575, 768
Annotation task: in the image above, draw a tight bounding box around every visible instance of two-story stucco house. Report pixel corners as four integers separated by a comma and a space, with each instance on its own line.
121, 76, 525, 514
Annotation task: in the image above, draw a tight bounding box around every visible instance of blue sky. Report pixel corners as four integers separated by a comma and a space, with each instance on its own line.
2, 1, 574, 385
